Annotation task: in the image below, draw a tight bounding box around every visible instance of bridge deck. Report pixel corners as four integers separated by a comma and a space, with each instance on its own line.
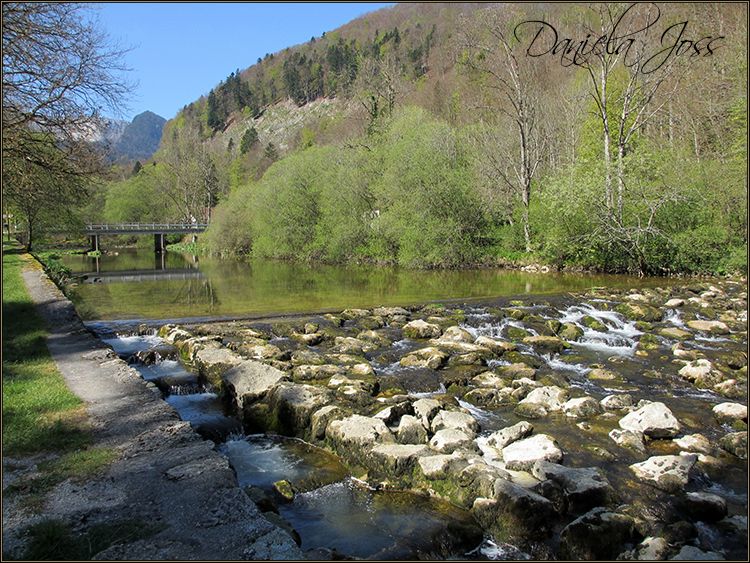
84, 223, 209, 235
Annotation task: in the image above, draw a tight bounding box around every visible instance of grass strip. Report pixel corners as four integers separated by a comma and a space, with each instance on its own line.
2, 239, 91, 456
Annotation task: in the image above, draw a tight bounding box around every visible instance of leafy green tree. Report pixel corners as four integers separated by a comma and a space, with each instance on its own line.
373, 107, 484, 267
250, 150, 324, 258
155, 122, 226, 222
2, 142, 88, 250
456, 4, 552, 253
104, 165, 170, 223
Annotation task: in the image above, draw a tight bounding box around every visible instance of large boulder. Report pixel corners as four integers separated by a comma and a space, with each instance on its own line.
519, 386, 570, 412
310, 405, 343, 440
473, 479, 556, 535
402, 320, 442, 339
679, 359, 720, 386
609, 428, 647, 454
557, 507, 636, 560
679, 491, 728, 523
522, 335, 570, 353
400, 347, 448, 370
261, 382, 334, 437
430, 410, 480, 438
412, 398, 442, 428
713, 402, 748, 425
615, 302, 663, 322
532, 461, 620, 514
429, 428, 479, 454
326, 414, 395, 451
417, 452, 469, 481
629, 454, 697, 493
562, 396, 603, 419
193, 345, 243, 385
673, 433, 713, 455
618, 402, 681, 438
486, 421, 533, 449
719, 431, 747, 459
658, 326, 693, 340
434, 325, 474, 344
474, 336, 516, 355
686, 319, 730, 334
559, 322, 584, 341
501, 434, 563, 471
397, 415, 428, 444
600, 393, 636, 410
369, 444, 431, 485
221, 360, 289, 409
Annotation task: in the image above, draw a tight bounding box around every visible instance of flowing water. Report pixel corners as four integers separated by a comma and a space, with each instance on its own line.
102, 330, 486, 559
64, 249, 747, 559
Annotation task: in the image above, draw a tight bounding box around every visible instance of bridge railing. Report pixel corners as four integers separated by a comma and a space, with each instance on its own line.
86, 222, 210, 231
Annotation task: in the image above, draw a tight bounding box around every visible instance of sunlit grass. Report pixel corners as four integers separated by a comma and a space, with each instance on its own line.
2, 241, 91, 456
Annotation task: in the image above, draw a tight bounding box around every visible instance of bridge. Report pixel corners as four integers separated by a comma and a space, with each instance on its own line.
85, 222, 209, 252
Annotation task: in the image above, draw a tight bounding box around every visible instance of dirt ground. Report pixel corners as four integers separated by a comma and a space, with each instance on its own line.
2, 259, 304, 560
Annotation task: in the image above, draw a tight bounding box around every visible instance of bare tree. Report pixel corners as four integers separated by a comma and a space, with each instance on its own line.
455, 4, 550, 253
2, 2, 134, 248
155, 124, 219, 223
353, 54, 410, 135
577, 3, 693, 221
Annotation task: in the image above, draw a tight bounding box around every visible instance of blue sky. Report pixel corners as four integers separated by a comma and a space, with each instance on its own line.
97, 2, 395, 122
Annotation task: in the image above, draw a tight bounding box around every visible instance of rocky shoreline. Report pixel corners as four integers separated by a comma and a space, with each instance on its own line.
150, 280, 747, 560
4, 262, 306, 560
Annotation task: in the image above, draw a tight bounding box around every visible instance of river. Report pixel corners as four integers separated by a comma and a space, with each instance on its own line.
60, 249, 747, 559
62, 248, 665, 324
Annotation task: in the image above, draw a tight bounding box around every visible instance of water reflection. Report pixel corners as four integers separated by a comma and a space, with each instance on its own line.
62, 248, 667, 322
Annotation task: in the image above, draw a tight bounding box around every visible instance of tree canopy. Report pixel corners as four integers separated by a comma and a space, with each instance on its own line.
2, 2, 134, 249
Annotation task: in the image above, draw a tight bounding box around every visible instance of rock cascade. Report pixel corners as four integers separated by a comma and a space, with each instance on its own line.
149, 280, 746, 561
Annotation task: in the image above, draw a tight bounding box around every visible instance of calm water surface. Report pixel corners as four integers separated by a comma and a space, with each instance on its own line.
63, 249, 665, 323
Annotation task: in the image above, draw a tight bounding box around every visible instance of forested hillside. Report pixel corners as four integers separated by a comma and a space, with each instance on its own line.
90, 2, 747, 275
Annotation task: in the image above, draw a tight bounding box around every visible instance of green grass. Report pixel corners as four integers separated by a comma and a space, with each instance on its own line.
2, 241, 90, 456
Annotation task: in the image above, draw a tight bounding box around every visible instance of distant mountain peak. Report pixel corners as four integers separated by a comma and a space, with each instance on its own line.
112, 111, 166, 162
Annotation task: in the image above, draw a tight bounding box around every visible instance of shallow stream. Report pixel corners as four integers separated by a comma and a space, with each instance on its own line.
69, 250, 746, 559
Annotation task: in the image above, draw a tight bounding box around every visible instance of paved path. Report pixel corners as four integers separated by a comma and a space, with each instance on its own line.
5, 260, 303, 560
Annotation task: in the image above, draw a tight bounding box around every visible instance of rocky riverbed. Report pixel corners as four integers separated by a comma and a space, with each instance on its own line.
138, 280, 747, 560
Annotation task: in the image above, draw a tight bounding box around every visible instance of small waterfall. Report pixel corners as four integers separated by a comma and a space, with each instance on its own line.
663, 308, 684, 326
559, 303, 642, 357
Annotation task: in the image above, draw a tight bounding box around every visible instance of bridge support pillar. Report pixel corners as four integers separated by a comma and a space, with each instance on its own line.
90, 235, 100, 252
154, 233, 165, 253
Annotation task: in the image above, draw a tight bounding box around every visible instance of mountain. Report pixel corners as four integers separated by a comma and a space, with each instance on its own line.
112, 110, 166, 162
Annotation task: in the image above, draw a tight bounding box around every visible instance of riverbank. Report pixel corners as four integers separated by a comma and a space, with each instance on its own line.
2, 249, 304, 560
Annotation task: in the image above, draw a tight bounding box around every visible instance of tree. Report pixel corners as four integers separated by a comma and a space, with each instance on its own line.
2, 2, 133, 249
355, 55, 410, 135
263, 142, 279, 162
3, 142, 88, 250
456, 4, 551, 253
240, 127, 259, 154
155, 123, 224, 223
